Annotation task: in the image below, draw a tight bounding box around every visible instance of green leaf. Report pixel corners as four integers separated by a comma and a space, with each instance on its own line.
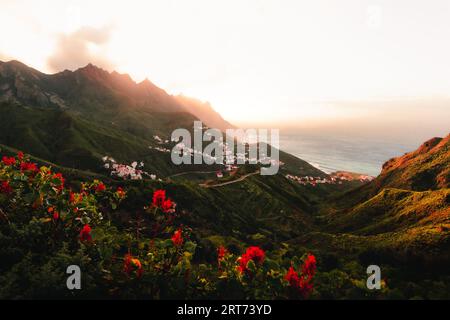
161, 239, 173, 248
265, 257, 279, 270
184, 241, 197, 254
23, 192, 37, 204
81, 216, 91, 224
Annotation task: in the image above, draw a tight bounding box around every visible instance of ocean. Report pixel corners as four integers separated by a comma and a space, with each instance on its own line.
279, 131, 420, 176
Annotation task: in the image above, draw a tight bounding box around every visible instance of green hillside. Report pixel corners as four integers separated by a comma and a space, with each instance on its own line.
328, 188, 450, 235
312, 136, 450, 280
332, 134, 450, 209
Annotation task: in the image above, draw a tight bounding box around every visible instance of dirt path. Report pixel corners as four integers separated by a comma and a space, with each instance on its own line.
199, 171, 260, 188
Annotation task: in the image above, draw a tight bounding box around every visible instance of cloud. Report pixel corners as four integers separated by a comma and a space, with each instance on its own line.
0, 52, 13, 62
47, 25, 115, 72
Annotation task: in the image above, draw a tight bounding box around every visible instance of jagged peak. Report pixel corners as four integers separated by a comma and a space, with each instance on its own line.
138, 78, 163, 92
138, 77, 155, 87
77, 63, 108, 74
110, 70, 134, 84
73, 63, 114, 83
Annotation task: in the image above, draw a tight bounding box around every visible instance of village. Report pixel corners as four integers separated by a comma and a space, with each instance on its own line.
102, 156, 158, 181
105, 135, 374, 187
285, 171, 375, 187
151, 135, 284, 179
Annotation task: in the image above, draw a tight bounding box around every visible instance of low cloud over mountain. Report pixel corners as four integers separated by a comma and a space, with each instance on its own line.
47, 25, 115, 72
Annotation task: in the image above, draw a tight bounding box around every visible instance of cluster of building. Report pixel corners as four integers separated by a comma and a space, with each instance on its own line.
215, 164, 241, 178
149, 136, 172, 153
152, 133, 285, 169
149, 146, 171, 153
102, 156, 157, 181
285, 172, 374, 187
153, 135, 169, 144
171, 142, 284, 167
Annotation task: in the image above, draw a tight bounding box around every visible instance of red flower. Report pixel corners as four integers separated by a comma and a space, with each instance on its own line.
52, 173, 65, 191
48, 207, 59, 221
124, 254, 143, 278
70, 191, 83, 204
20, 162, 38, 173
117, 187, 126, 198
17, 152, 24, 161
95, 183, 106, 193
0, 181, 13, 194
238, 246, 265, 274
79, 224, 92, 242
2, 156, 16, 166
285, 266, 300, 287
285, 254, 317, 298
152, 189, 166, 207
301, 254, 316, 279
69, 191, 76, 204
133, 259, 143, 278
217, 246, 228, 261
171, 229, 183, 247
161, 198, 174, 213
124, 253, 132, 274
299, 276, 314, 298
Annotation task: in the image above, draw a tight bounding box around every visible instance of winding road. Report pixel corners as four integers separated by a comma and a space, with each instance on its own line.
199, 171, 260, 188
167, 170, 217, 178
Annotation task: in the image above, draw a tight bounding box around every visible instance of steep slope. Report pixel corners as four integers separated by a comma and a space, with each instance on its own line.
321, 135, 450, 267
0, 102, 153, 170
329, 188, 450, 235
0, 60, 182, 113
0, 60, 213, 174
334, 133, 450, 208
0, 60, 233, 135
379, 135, 450, 190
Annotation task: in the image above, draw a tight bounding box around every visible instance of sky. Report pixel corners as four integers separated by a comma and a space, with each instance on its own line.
1, 0, 450, 132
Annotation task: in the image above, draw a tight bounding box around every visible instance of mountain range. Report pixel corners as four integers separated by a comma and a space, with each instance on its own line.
0, 60, 321, 177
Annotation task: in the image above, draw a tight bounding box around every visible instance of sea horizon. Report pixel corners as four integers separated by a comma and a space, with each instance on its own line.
279, 130, 433, 176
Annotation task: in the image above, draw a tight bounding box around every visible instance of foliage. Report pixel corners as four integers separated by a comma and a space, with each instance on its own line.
0, 152, 317, 299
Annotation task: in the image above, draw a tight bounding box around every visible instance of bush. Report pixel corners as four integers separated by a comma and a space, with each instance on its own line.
0, 152, 318, 299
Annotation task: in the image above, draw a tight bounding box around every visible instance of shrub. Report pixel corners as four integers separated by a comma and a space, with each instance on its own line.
0, 152, 318, 299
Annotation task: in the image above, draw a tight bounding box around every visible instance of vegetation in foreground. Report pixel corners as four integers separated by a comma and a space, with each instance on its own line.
2, 138, 450, 300
0, 152, 320, 299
